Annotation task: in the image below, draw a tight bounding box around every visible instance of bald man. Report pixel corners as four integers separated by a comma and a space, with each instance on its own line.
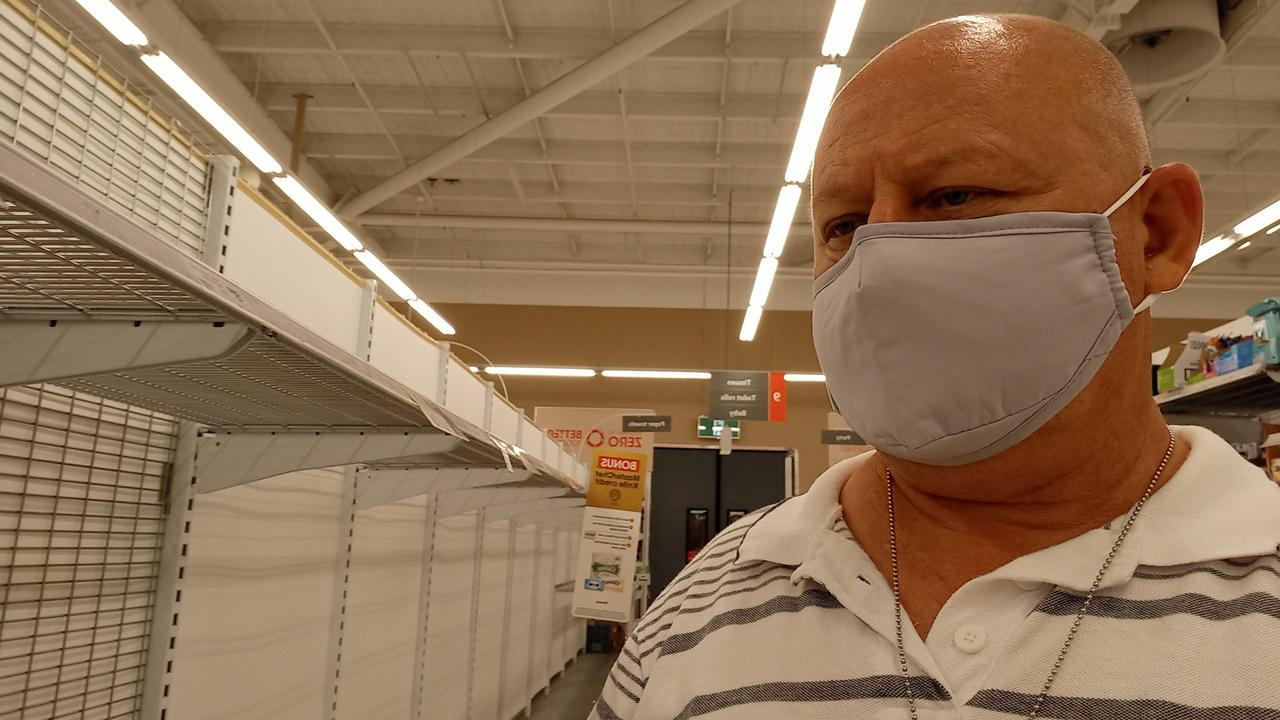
590, 14, 1280, 720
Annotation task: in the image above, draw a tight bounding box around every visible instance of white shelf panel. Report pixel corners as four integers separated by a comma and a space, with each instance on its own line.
445, 358, 488, 429
369, 302, 442, 401
222, 192, 364, 355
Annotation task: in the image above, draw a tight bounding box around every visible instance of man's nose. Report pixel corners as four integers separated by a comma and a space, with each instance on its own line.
865, 186, 918, 224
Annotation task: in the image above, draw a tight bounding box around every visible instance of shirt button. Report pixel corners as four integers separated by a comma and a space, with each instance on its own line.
953, 624, 987, 654
1015, 579, 1045, 591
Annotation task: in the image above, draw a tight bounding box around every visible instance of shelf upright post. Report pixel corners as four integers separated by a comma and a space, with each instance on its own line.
202, 156, 239, 272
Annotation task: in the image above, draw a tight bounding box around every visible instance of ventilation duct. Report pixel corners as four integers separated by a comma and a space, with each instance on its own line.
1102, 0, 1225, 93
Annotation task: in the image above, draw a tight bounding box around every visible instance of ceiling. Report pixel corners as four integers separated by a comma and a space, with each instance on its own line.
45, 0, 1280, 316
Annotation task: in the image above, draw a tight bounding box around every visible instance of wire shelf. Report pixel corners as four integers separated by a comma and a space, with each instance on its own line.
0, 142, 450, 432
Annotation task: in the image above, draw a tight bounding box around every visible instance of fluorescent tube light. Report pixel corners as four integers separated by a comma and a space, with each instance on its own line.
749, 257, 778, 307
739, 305, 763, 342
1192, 234, 1235, 268
763, 184, 803, 258
784, 64, 842, 183
1238, 241, 1252, 251
272, 176, 364, 251
469, 365, 479, 372
484, 366, 597, 378
140, 53, 281, 174
408, 298, 456, 336
74, 0, 148, 46
1267, 223, 1280, 236
601, 370, 712, 380
783, 373, 827, 382
354, 250, 415, 300
821, 0, 867, 57
1233, 199, 1280, 238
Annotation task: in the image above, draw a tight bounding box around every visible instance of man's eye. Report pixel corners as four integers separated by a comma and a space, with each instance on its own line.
939, 189, 973, 206
825, 217, 864, 241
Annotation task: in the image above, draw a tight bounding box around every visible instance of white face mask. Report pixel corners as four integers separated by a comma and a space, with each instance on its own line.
812, 173, 1157, 466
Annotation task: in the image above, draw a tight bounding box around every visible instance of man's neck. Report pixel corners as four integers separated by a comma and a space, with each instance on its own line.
840, 403, 1189, 638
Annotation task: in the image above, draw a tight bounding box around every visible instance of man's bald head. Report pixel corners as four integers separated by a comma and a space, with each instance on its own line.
842, 14, 1149, 176
810, 14, 1160, 276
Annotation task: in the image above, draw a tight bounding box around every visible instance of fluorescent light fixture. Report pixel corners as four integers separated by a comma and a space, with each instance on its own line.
468, 365, 479, 372
1192, 234, 1235, 268
484, 366, 596, 378
784, 64, 842, 183
1267, 223, 1280, 236
601, 370, 712, 380
749, 257, 779, 307
1233, 199, 1280, 238
354, 249, 415, 300
739, 305, 763, 342
821, 0, 867, 57
783, 373, 827, 382
763, 184, 803, 258
408, 298, 456, 336
140, 53, 281, 174
1238, 241, 1253, 251
75, 0, 148, 46
272, 176, 364, 251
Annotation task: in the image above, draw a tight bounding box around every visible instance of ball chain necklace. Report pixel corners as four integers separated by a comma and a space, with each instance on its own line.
885, 431, 1176, 720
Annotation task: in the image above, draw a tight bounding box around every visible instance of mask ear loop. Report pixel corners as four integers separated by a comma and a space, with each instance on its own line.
1104, 169, 1171, 314
1103, 168, 1152, 217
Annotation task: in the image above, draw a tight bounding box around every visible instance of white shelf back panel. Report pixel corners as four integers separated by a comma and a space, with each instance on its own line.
502, 522, 537, 718
470, 518, 511, 720
490, 398, 520, 448
420, 510, 480, 719
223, 194, 363, 354
368, 304, 442, 400
166, 468, 344, 720
532, 528, 556, 694
445, 359, 488, 429
0, 384, 175, 720
0, 2, 208, 257
336, 495, 429, 720
520, 418, 545, 460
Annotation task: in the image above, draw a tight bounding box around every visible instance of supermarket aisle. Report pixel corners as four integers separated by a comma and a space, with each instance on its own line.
530, 653, 618, 719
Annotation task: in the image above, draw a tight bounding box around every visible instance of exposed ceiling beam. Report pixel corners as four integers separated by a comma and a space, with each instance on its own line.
346, 177, 787, 207
259, 85, 798, 120
359, 212, 810, 236
302, 134, 789, 167
201, 22, 897, 63
253, 83, 1280, 132
339, 0, 750, 218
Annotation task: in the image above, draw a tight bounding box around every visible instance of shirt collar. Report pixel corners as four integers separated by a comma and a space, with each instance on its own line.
738, 425, 1280, 584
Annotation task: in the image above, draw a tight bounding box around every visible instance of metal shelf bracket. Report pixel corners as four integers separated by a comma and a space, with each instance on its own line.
193, 429, 465, 493
0, 320, 254, 387
353, 466, 540, 511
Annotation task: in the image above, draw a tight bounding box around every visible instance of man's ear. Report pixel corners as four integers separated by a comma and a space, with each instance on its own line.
1140, 163, 1203, 295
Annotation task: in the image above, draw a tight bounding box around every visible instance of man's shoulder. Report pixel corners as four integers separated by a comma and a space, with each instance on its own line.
637, 501, 805, 638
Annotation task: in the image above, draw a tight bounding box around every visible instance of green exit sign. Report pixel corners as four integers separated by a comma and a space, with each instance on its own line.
697, 416, 741, 439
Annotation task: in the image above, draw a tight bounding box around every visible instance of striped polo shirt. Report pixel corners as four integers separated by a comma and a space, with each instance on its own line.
591, 425, 1280, 719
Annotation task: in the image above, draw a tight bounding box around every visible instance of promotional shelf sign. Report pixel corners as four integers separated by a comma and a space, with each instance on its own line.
534, 407, 655, 623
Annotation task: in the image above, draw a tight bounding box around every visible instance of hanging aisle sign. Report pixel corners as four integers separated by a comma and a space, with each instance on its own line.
535, 407, 655, 623
708, 371, 787, 421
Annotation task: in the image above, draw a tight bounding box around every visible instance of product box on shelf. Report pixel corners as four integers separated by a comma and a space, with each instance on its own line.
1214, 341, 1256, 375
1156, 366, 1176, 393
1249, 297, 1280, 366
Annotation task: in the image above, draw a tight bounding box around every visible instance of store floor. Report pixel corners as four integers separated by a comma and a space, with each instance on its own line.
530, 652, 617, 719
